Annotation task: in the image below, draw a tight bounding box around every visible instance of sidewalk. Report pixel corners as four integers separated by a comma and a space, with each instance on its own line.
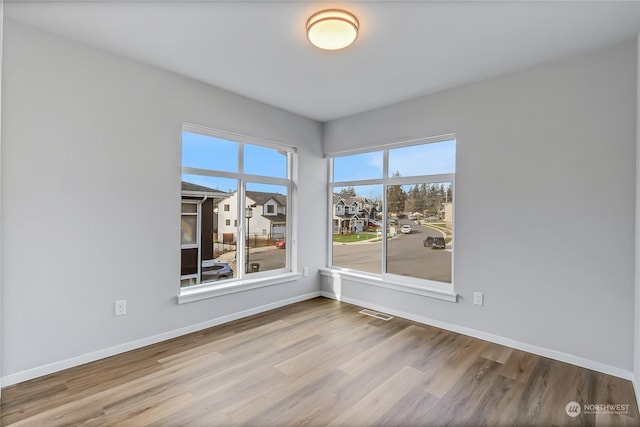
217, 245, 277, 262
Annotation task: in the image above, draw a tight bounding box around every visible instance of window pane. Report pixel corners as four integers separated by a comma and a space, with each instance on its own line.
245, 182, 287, 274
182, 131, 238, 172
244, 144, 288, 178
331, 185, 383, 274
388, 140, 455, 177
386, 182, 453, 283
181, 216, 197, 245
181, 203, 197, 214
333, 151, 383, 182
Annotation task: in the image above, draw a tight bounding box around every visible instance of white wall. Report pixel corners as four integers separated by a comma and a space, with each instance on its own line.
1, 20, 325, 383
324, 40, 637, 374
0, 0, 4, 394
635, 31, 640, 401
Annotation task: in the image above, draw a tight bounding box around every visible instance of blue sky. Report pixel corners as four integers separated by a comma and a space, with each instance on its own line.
334, 184, 383, 201
182, 131, 287, 194
333, 139, 456, 182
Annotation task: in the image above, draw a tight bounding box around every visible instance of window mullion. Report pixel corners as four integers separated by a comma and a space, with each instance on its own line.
382, 149, 389, 274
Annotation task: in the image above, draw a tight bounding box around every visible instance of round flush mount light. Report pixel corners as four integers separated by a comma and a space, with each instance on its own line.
306, 9, 359, 51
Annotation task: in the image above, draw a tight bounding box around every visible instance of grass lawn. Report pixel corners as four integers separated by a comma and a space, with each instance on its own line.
333, 233, 378, 243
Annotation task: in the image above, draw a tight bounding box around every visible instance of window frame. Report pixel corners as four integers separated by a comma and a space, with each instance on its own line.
179, 123, 299, 303
325, 134, 457, 302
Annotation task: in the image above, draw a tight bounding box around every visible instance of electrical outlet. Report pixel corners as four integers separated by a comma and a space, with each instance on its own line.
473, 292, 484, 306
115, 299, 127, 316
303, 266, 309, 277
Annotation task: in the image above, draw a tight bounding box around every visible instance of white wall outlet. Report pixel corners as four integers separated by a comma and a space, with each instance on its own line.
303, 266, 309, 277
473, 292, 484, 306
115, 299, 127, 316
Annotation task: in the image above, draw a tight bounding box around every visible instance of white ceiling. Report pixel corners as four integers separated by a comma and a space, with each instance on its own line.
6, 1, 640, 122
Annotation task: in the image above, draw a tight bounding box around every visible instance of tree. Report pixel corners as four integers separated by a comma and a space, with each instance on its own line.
387, 171, 406, 214
338, 186, 356, 197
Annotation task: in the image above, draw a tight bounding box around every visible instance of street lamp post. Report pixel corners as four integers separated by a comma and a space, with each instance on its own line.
213, 207, 219, 255
245, 206, 253, 273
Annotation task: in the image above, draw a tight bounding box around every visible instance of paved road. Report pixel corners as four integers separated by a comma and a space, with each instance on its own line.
213, 245, 286, 278
333, 219, 452, 283
208, 219, 452, 283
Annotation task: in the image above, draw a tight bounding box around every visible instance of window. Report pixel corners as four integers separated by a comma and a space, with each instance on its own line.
330, 137, 455, 285
181, 125, 295, 290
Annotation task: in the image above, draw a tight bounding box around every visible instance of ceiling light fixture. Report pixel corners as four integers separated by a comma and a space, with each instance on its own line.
306, 9, 359, 51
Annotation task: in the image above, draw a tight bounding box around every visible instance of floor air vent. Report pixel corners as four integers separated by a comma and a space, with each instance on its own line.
359, 309, 393, 321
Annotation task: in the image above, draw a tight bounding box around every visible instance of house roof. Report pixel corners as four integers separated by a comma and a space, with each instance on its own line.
334, 194, 374, 206
247, 191, 287, 207
181, 181, 228, 198
262, 213, 287, 223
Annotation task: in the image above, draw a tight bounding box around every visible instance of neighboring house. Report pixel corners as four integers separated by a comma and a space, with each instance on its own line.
332, 194, 378, 233
181, 181, 228, 286
217, 190, 287, 242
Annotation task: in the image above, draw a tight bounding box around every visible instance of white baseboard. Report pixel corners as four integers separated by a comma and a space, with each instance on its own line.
320, 291, 634, 381
2, 291, 322, 388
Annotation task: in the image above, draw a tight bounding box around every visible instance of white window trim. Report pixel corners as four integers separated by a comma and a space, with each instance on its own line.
319, 267, 457, 302
327, 134, 457, 302
178, 272, 301, 304
180, 124, 298, 301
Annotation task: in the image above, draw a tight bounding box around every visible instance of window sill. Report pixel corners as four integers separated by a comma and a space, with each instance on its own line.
178, 272, 301, 304
319, 268, 458, 303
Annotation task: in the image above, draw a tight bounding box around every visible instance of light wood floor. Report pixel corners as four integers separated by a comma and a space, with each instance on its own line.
1, 297, 638, 426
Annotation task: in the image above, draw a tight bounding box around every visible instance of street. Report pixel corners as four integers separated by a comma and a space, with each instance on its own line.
216, 245, 286, 277
333, 219, 452, 283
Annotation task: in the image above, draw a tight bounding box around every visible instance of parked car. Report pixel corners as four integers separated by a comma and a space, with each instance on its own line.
424, 236, 446, 249
400, 224, 412, 234
201, 260, 234, 280
432, 236, 446, 249
275, 240, 286, 249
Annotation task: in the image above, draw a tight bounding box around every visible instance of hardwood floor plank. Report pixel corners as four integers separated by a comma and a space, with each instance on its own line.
497, 348, 538, 382
419, 335, 490, 398
338, 324, 430, 376
372, 385, 440, 426
240, 369, 346, 426
480, 341, 514, 364
422, 356, 507, 425
2, 297, 637, 427
327, 365, 424, 426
